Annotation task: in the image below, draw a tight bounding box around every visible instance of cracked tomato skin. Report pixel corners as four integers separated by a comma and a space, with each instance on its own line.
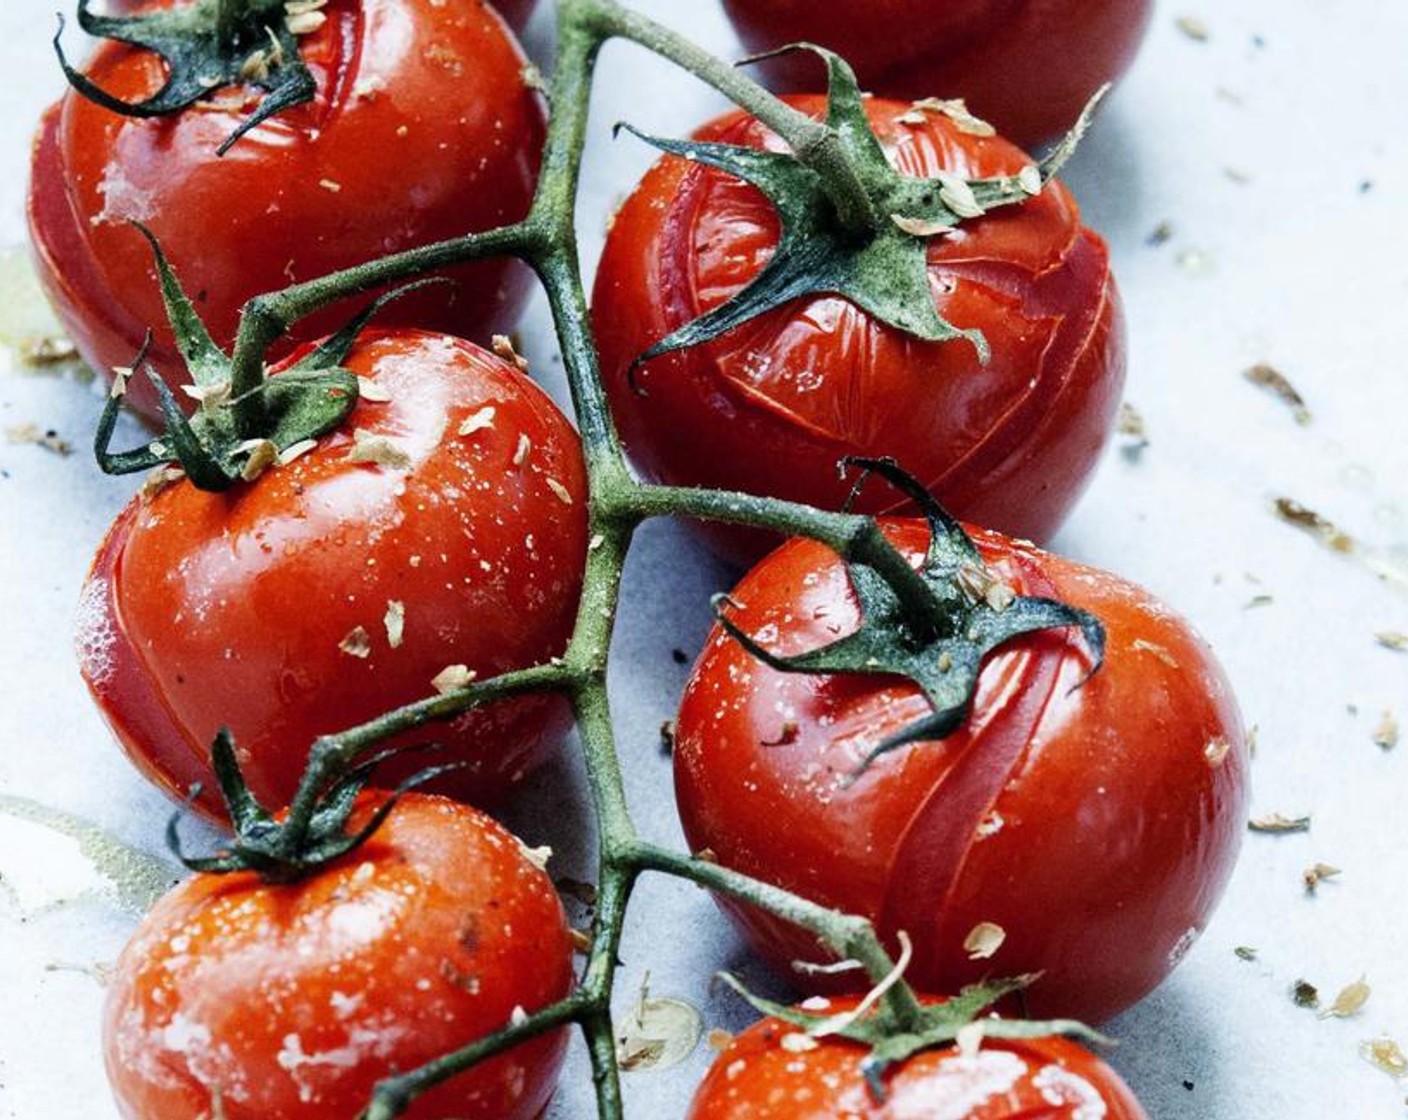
104, 792, 574, 1120
593, 96, 1124, 566
687, 995, 1149, 1119
722, 0, 1154, 150
29, 0, 544, 425
674, 520, 1248, 1024
76, 329, 586, 821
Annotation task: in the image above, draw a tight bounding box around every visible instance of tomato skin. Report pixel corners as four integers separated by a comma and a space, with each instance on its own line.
104, 792, 574, 1119
29, 0, 545, 424
688, 995, 1148, 1119
674, 521, 1248, 1024
722, 0, 1155, 150
77, 330, 587, 820
593, 96, 1124, 565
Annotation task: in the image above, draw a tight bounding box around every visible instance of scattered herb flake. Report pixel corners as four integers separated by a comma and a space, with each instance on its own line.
1302, 862, 1341, 892
348, 429, 411, 469
458, 405, 496, 437
1249, 812, 1311, 834
902, 97, 996, 137
1176, 14, 1210, 40
18, 336, 77, 365
1273, 498, 1355, 553
1234, 946, 1258, 962
1117, 402, 1150, 460
1204, 737, 1232, 768
615, 980, 703, 1074
383, 600, 405, 649
1372, 709, 1399, 750
1362, 1037, 1408, 1079
1375, 631, 1408, 653
492, 333, 531, 373
1146, 220, 1174, 247
962, 921, 1006, 961
889, 213, 955, 238
546, 477, 574, 505
1320, 977, 1370, 1020
338, 626, 372, 659
431, 664, 476, 694
1244, 363, 1312, 425
1292, 980, 1320, 1009
707, 1029, 734, 1052
4, 422, 72, 456
659, 719, 676, 755
357, 376, 392, 403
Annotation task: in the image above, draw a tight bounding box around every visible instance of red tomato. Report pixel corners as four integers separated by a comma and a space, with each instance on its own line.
77, 330, 587, 820
688, 995, 1149, 1119
104, 792, 575, 1119
29, 0, 545, 424
593, 97, 1124, 565
722, 0, 1155, 149
674, 520, 1248, 1024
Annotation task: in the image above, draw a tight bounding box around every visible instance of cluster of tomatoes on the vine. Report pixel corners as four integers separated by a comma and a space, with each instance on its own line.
31, 0, 1246, 1117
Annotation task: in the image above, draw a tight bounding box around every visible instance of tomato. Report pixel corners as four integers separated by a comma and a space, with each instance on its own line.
674, 520, 1248, 1024
722, 0, 1154, 150
593, 96, 1123, 565
77, 329, 587, 820
29, 0, 545, 424
688, 995, 1149, 1119
104, 791, 575, 1119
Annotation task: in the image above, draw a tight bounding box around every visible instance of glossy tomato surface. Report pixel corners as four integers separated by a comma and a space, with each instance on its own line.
594, 96, 1124, 565
688, 995, 1149, 1119
104, 793, 575, 1119
674, 521, 1248, 1024
29, 0, 544, 423
77, 330, 586, 820
723, 0, 1155, 149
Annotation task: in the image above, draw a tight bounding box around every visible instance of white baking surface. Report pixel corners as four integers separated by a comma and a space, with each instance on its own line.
2, 1, 1406, 1116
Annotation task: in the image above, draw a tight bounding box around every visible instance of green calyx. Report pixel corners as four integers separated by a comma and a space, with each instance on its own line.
719, 969, 1111, 1102
168, 729, 452, 882
713, 458, 1104, 774
93, 226, 442, 492
55, 0, 317, 155
623, 44, 1103, 368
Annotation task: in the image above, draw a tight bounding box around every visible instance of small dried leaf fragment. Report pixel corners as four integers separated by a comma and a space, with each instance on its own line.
492, 334, 531, 373
1375, 631, 1408, 653
236, 438, 278, 482
890, 213, 955, 238
1292, 980, 1320, 1009
963, 921, 1006, 960
348, 429, 411, 469
901, 97, 996, 137
1176, 14, 1210, 40
1249, 812, 1311, 834
780, 1032, 818, 1053
1234, 946, 1258, 962
5, 422, 72, 456
338, 626, 372, 659
431, 664, 477, 694
707, 1029, 734, 1052
1372, 709, 1399, 750
546, 477, 574, 505
458, 405, 496, 437
1244, 363, 1312, 425
615, 993, 703, 1073
383, 600, 405, 649
516, 842, 552, 872
1302, 862, 1341, 892
1133, 638, 1178, 667
1362, 1037, 1408, 1079
1204, 737, 1232, 768
357, 376, 392, 403
1320, 977, 1370, 1019
1273, 498, 1354, 554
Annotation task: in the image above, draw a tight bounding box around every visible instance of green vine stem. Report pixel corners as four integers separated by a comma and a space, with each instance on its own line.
198, 0, 1032, 1115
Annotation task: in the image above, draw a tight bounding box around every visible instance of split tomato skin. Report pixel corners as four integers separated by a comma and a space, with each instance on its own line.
77, 330, 587, 820
29, 0, 545, 424
722, 0, 1155, 149
593, 96, 1124, 565
674, 521, 1248, 1024
104, 792, 575, 1120
688, 996, 1149, 1119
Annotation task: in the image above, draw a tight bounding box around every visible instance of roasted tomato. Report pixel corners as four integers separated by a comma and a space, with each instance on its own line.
674, 520, 1248, 1024
688, 995, 1149, 1119
722, 0, 1155, 149
593, 96, 1123, 565
77, 330, 587, 820
29, 0, 545, 423
104, 792, 574, 1119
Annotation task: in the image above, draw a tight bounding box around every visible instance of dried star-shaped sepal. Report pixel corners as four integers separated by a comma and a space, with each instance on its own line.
718, 970, 1110, 1103
54, 0, 316, 155
94, 226, 441, 492
168, 729, 456, 883
713, 459, 1104, 773
624, 46, 1104, 367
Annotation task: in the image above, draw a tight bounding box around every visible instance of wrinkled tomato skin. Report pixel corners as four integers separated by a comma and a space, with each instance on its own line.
104, 793, 574, 1119
29, 0, 544, 424
77, 330, 586, 821
674, 521, 1248, 1024
688, 995, 1149, 1119
593, 97, 1124, 566
722, 0, 1155, 150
